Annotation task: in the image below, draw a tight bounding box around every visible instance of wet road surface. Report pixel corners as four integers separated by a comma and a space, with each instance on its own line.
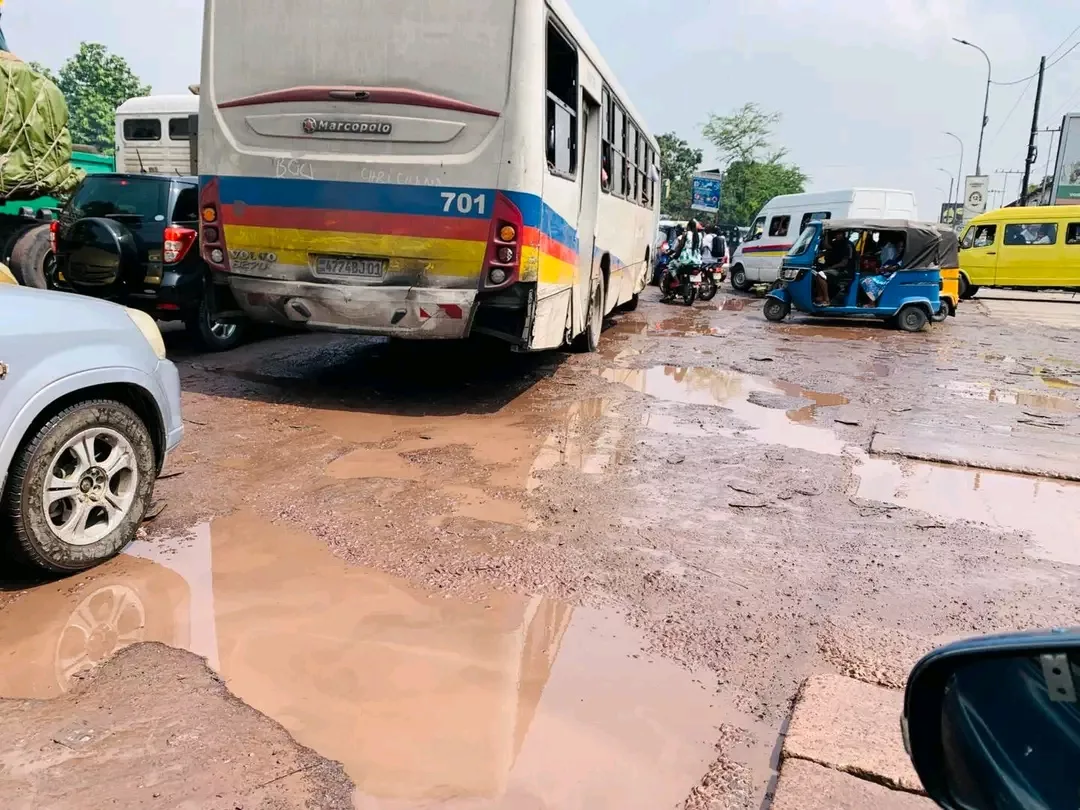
2, 289, 1080, 808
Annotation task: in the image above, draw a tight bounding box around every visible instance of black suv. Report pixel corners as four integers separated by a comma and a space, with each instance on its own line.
52, 173, 247, 352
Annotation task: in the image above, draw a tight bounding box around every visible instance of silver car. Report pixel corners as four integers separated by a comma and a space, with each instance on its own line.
0, 286, 183, 573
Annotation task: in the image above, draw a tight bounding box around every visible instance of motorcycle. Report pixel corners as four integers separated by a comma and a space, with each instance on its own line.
659, 257, 701, 306
699, 261, 723, 302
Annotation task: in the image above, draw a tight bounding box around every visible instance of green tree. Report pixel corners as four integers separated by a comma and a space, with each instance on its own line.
702, 103, 807, 226
657, 132, 702, 222
51, 43, 151, 153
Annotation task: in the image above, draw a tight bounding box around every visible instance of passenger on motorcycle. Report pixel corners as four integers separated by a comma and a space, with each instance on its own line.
662, 219, 702, 299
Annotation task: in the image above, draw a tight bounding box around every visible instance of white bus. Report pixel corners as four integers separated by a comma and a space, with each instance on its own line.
197, 0, 660, 351
115, 94, 199, 175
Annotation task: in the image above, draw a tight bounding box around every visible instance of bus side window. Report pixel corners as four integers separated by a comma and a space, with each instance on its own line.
545, 19, 578, 178
601, 89, 612, 192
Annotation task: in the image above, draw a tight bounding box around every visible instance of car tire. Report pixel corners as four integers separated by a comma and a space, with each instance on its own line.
187, 294, 247, 352
730, 264, 751, 292
9, 224, 53, 289
3, 400, 157, 574
572, 273, 604, 353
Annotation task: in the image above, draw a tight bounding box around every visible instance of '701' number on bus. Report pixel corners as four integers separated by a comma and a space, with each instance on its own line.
441, 192, 487, 216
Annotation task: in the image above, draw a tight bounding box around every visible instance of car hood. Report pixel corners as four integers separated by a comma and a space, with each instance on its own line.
0, 285, 135, 335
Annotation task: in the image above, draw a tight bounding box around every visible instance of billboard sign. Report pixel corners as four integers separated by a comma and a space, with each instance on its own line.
939, 203, 964, 228
691, 173, 723, 213
1052, 113, 1080, 206
962, 175, 989, 222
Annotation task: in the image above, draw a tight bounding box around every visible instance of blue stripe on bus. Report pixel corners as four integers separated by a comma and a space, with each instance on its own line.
207, 175, 581, 252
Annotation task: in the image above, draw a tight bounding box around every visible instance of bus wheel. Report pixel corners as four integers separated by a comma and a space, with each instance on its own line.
573, 273, 604, 353
958, 274, 980, 300
619, 292, 639, 312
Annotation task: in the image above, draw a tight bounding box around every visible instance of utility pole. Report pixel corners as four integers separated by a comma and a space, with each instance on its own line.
993, 170, 1025, 205
1020, 56, 1046, 207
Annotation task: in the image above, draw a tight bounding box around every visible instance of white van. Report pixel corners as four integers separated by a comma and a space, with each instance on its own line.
729, 188, 918, 290
115, 94, 199, 175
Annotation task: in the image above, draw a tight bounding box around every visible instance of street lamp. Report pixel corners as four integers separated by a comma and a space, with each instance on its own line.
943, 131, 965, 207
936, 167, 955, 209
952, 38, 991, 176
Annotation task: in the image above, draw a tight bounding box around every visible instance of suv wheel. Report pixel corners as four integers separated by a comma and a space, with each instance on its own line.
187, 295, 247, 352
9, 225, 53, 289
3, 400, 157, 573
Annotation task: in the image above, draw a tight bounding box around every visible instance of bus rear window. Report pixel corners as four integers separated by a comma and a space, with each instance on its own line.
210, 0, 515, 113
123, 119, 161, 141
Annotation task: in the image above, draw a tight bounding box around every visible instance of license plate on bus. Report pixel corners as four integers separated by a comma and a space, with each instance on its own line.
314, 255, 387, 279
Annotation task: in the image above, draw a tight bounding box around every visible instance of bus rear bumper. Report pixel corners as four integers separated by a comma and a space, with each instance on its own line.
227, 276, 478, 339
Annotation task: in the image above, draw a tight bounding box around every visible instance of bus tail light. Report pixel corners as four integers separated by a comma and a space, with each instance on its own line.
199, 176, 231, 272
483, 192, 523, 290
164, 226, 197, 264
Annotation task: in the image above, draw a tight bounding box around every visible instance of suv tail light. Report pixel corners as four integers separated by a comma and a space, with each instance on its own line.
49, 220, 59, 253
164, 225, 197, 264
482, 192, 523, 290
199, 176, 230, 272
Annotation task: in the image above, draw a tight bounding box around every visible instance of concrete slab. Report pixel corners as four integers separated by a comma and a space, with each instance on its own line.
981, 300, 1080, 330
783, 674, 922, 793
771, 759, 934, 810
871, 427, 1080, 482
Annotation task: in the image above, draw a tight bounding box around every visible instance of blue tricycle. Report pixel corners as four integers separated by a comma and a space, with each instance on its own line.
763, 219, 957, 332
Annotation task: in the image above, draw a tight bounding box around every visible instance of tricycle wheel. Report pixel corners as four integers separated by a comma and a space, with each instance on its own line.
931, 301, 949, 323
897, 305, 929, 333
763, 298, 790, 322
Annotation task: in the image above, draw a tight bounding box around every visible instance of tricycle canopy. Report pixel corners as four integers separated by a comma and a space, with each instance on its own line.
816, 219, 957, 270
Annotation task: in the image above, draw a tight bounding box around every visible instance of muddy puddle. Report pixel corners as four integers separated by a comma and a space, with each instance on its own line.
313, 395, 623, 527
0, 512, 730, 808
942, 380, 1078, 414
601, 366, 846, 454
855, 455, 1080, 565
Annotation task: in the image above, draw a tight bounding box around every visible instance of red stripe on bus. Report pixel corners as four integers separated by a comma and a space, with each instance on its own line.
218, 86, 501, 118
220, 204, 489, 242
526, 228, 578, 264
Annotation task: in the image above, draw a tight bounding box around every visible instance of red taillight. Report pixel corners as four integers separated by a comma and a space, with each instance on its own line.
199, 176, 230, 272
164, 226, 197, 264
49, 220, 59, 254
482, 192, 523, 290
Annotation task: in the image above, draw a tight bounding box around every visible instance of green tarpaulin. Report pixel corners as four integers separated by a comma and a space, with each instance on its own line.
0, 53, 82, 203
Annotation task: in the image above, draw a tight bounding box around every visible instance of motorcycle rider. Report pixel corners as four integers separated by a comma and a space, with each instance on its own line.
662, 219, 702, 300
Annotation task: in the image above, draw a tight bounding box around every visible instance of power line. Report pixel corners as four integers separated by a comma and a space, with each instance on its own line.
1048, 23, 1080, 59
987, 75, 1036, 146
992, 40, 1079, 86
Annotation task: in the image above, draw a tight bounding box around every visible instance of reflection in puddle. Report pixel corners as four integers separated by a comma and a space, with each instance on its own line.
604, 366, 845, 455
942, 381, 1078, 414
855, 456, 1080, 565
0, 513, 726, 808
528, 399, 624, 489
774, 324, 887, 341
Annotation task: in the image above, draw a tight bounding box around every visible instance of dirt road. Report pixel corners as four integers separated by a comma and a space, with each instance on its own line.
2, 290, 1079, 808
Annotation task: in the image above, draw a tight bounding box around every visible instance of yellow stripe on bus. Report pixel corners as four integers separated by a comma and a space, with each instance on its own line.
224, 224, 487, 278
226, 224, 579, 287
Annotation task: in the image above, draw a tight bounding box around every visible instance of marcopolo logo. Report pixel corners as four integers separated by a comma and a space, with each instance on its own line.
301, 118, 393, 136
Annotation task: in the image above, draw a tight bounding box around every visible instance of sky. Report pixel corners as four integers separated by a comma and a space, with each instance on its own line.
8, 0, 1080, 219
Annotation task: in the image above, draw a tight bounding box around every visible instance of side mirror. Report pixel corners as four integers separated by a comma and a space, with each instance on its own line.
904, 630, 1080, 809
